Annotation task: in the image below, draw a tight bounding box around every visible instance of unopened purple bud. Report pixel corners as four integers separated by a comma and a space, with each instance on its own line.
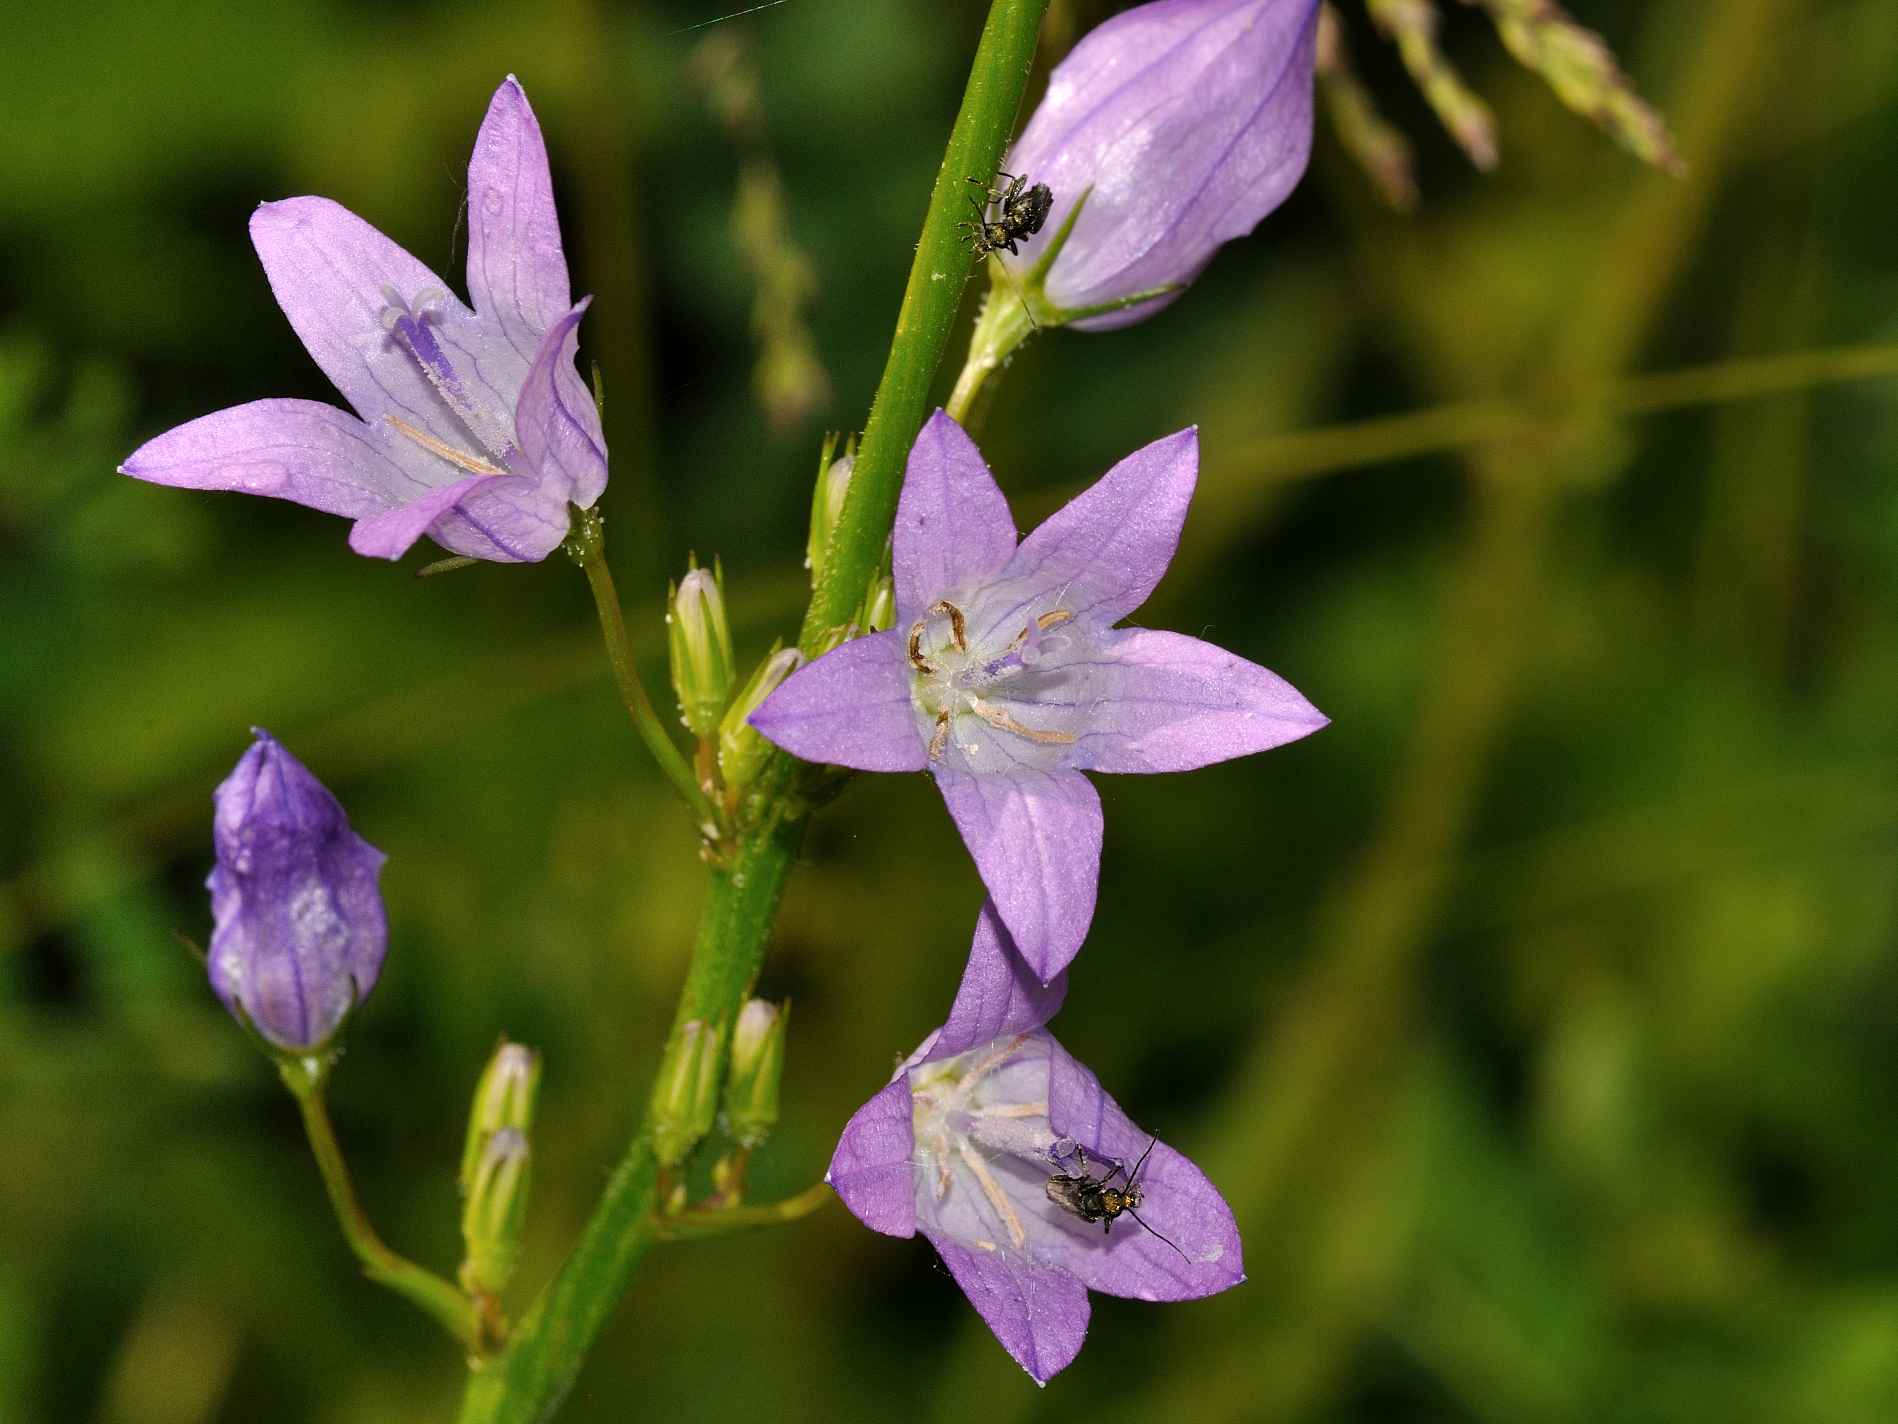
1004, 0, 1320, 329
207, 729, 387, 1053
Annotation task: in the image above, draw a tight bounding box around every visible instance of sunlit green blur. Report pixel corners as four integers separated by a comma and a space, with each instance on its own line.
5, 2, 1897, 1421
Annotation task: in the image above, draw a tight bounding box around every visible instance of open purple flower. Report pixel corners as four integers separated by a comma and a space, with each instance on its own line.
1001, 0, 1320, 329
750, 410, 1325, 980
828, 903, 1243, 1383
208, 728, 387, 1052
119, 77, 605, 562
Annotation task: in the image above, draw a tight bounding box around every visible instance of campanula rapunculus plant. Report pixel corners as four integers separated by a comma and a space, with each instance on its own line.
749, 410, 1325, 980
119, 77, 605, 562
1001, 0, 1320, 329
207, 729, 388, 1052
827, 904, 1244, 1383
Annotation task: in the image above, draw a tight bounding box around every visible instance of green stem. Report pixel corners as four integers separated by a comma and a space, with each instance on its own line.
945, 281, 1035, 425
566, 508, 718, 831
799, 0, 1052, 654
460, 9, 1050, 1418
280, 1058, 479, 1352
655, 1182, 835, 1242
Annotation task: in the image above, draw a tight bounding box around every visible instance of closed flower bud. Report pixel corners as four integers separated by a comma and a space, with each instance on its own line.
862, 575, 895, 634
207, 728, 387, 1053
724, 999, 788, 1149
668, 561, 736, 737
717, 645, 804, 792
650, 1018, 725, 1168
459, 1128, 531, 1298
1002, 0, 1320, 329
806, 437, 855, 588
460, 1039, 542, 1195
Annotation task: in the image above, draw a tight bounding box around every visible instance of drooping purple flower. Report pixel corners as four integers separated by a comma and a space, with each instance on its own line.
119, 77, 605, 563
750, 410, 1325, 980
1001, 0, 1320, 329
207, 728, 387, 1052
828, 904, 1243, 1384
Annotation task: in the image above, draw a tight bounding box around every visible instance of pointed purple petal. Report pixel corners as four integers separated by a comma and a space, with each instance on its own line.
925, 1232, 1091, 1384
892, 410, 1019, 625
512, 298, 607, 510
346, 472, 505, 560
827, 1078, 917, 1239
250, 198, 499, 450
1073, 628, 1327, 772
465, 77, 573, 364
119, 399, 413, 519
1044, 1037, 1244, 1301
933, 765, 1101, 982
748, 630, 926, 772
927, 902, 1069, 1062
988, 428, 1197, 638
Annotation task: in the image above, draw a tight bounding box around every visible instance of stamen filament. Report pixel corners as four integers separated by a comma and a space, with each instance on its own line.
958, 1141, 1026, 1250
385, 417, 510, 477
928, 600, 969, 651
968, 697, 1077, 745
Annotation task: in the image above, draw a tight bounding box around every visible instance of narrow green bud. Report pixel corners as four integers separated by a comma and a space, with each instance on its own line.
724, 998, 788, 1149
649, 1017, 725, 1168
459, 1128, 531, 1298
862, 575, 895, 634
459, 1039, 541, 1196
717, 645, 804, 792
806, 435, 855, 588
667, 560, 736, 737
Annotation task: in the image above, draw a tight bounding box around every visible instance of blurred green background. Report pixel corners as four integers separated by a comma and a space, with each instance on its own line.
5, 1, 1897, 1420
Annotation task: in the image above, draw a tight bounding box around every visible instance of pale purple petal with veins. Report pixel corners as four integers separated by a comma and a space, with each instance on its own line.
893, 410, 1018, 626
118, 399, 422, 518
748, 630, 926, 773
1002, 0, 1320, 329
827, 906, 1242, 1383
120, 78, 603, 564
933, 765, 1101, 984
1072, 628, 1329, 772
207, 729, 387, 1052
981, 426, 1198, 637
466, 76, 573, 361
927, 1237, 1091, 1385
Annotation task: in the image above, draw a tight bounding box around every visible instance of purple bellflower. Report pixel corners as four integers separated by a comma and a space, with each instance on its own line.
1000, 0, 1320, 329
207, 729, 388, 1052
749, 410, 1325, 981
828, 904, 1244, 1384
119, 77, 605, 562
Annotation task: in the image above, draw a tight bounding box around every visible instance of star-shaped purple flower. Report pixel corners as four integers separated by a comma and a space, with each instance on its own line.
119, 77, 605, 563
208, 728, 387, 1052
750, 410, 1325, 980
828, 903, 1244, 1384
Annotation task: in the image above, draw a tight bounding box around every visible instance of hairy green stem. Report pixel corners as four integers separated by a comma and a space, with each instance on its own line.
281, 1058, 479, 1352
799, 0, 1051, 653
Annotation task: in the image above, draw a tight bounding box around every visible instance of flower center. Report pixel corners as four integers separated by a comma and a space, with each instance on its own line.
907, 598, 1085, 767
379, 287, 517, 476
911, 1034, 1057, 1254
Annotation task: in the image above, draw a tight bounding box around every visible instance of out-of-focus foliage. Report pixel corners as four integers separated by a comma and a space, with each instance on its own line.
4, 1, 1897, 1421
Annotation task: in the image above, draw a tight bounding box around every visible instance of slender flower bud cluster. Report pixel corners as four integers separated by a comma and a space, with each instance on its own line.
724, 999, 789, 1149
650, 1018, 727, 1169
458, 1038, 540, 1299
668, 559, 737, 737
